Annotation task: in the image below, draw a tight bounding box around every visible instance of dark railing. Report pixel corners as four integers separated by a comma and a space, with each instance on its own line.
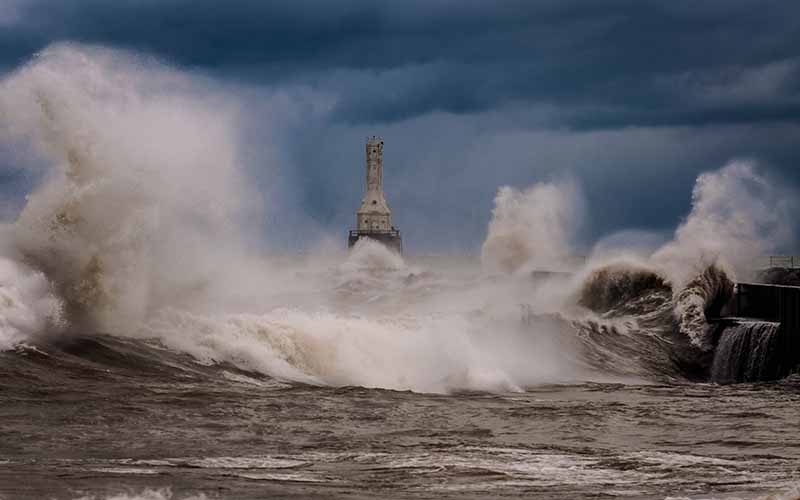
768, 256, 800, 269
349, 229, 401, 238
348, 228, 403, 254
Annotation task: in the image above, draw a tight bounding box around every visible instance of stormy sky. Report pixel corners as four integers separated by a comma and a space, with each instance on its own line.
1, 0, 799, 253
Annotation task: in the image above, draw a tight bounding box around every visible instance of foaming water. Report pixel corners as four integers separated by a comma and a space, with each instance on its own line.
0, 254, 63, 349
144, 306, 520, 393
2, 342, 798, 500
0, 41, 798, 500
0, 43, 795, 394
142, 280, 590, 393
341, 237, 406, 274
73, 490, 208, 500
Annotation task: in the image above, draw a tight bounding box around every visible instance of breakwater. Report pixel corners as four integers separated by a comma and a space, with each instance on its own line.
711, 282, 800, 382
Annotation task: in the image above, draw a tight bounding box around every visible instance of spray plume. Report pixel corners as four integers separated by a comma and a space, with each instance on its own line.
0, 43, 797, 392
0, 43, 261, 333
481, 180, 583, 274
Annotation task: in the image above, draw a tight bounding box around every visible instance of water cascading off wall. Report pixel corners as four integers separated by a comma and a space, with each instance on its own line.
710, 321, 783, 383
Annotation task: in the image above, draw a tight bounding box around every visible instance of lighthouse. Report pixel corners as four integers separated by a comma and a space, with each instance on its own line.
348, 136, 403, 253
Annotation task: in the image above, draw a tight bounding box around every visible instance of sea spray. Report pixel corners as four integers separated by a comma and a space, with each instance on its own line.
672, 266, 734, 350
0, 41, 594, 391
481, 180, 583, 274
0, 43, 796, 391
340, 237, 406, 274
144, 307, 523, 393
652, 161, 795, 289
0, 43, 262, 333
72, 488, 209, 500
648, 162, 786, 349
570, 162, 783, 350
0, 255, 63, 349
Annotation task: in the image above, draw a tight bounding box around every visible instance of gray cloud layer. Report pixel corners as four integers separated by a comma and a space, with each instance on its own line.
4, 0, 800, 127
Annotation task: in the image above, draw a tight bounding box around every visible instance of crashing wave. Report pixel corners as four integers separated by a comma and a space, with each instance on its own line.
143, 307, 522, 394
0, 256, 63, 350
1, 43, 257, 334
572, 260, 735, 378
578, 262, 671, 315
0, 43, 794, 391
340, 237, 406, 274
673, 265, 734, 350
577, 260, 733, 348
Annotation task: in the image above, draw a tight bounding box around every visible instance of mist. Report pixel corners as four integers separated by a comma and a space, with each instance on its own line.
0, 43, 796, 393
0, 44, 594, 392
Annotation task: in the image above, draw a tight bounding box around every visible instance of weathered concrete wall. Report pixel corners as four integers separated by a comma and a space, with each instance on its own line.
726, 282, 800, 378
365, 137, 383, 193
350, 137, 402, 253
734, 283, 800, 328
357, 137, 393, 231
357, 213, 391, 231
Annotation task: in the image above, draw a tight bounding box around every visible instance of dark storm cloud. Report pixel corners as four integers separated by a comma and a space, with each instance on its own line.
3, 0, 800, 128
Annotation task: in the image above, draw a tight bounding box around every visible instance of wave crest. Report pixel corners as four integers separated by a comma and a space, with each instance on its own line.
578, 262, 671, 315
673, 265, 734, 350
0, 256, 63, 349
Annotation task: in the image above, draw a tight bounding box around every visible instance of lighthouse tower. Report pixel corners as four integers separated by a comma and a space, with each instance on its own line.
348, 136, 402, 253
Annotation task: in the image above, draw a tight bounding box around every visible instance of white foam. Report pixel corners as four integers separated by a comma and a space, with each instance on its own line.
652, 161, 795, 288
0, 256, 63, 349
89, 467, 160, 475
1, 43, 795, 394
144, 307, 527, 394
0, 43, 263, 334
72, 488, 208, 500
482, 180, 583, 274
184, 456, 306, 469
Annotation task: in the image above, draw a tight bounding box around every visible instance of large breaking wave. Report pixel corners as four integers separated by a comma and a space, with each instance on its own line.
0, 44, 796, 393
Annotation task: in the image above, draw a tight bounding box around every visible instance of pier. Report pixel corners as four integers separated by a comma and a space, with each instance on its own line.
732, 282, 800, 369
711, 281, 800, 381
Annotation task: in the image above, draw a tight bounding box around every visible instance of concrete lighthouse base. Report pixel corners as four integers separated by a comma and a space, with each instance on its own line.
348, 229, 403, 254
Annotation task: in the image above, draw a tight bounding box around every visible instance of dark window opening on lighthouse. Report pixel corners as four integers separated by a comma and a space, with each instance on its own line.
372, 200, 376, 204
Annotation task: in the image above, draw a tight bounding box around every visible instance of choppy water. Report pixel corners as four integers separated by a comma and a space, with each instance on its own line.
2, 44, 800, 500
1, 249, 799, 499
1, 336, 800, 500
